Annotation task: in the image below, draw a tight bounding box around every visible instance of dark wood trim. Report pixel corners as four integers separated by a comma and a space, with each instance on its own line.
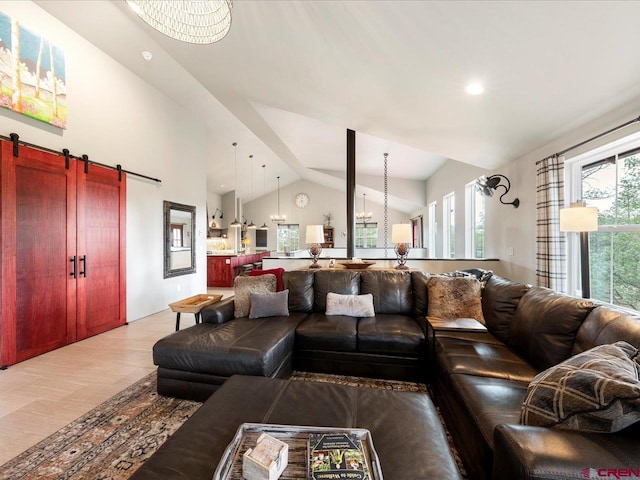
346, 129, 356, 259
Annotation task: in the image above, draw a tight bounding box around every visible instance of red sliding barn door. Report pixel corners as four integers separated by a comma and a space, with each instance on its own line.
0, 140, 127, 367
76, 162, 126, 339
0, 141, 77, 365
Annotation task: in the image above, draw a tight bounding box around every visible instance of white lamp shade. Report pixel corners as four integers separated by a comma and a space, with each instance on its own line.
391, 223, 412, 243
560, 206, 598, 232
306, 225, 325, 244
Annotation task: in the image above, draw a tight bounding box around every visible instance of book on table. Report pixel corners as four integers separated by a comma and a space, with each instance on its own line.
308, 432, 371, 480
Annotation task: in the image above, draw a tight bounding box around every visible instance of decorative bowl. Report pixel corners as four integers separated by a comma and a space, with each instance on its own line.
339, 261, 376, 270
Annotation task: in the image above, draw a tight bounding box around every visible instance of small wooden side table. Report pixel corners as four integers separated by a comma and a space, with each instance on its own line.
169, 294, 223, 331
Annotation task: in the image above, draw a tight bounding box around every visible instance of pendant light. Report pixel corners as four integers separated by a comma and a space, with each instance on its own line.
126, 0, 233, 45
270, 176, 286, 224
247, 154, 256, 229
260, 165, 269, 230
356, 192, 373, 222
229, 142, 241, 227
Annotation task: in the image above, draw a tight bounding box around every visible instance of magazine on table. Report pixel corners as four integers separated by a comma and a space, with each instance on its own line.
308, 432, 370, 480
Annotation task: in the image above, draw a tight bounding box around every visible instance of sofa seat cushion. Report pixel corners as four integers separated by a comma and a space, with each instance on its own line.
296, 312, 358, 351
436, 337, 538, 383
357, 314, 425, 356
450, 374, 529, 449
153, 314, 306, 377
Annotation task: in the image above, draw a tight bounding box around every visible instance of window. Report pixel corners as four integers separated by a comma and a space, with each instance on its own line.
171, 224, 183, 247
276, 224, 299, 253
428, 201, 437, 258
355, 222, 378, 248
442, 192, 455, 258
465, 182, 486, 258
566, 133, 640, 310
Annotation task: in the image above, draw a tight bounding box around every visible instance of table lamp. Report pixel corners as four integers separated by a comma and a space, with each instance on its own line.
391, 223, 412, 270
306, 225, 325, 269
560, 201, 598, 298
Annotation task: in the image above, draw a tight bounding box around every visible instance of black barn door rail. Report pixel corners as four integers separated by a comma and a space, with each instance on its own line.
2, 132, 161, 183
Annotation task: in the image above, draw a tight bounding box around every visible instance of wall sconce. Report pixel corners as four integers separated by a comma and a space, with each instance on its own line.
476, 174, 520, 208
213, 208, 224, 219
391, 223, 412, 270
560, 201, 598, 298
306, 225, 325, 269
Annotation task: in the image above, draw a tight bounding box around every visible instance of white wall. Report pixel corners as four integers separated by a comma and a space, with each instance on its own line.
430, 99, 640, 285
425, 159, 490, 258
243, 179, 412, 251
485, 100, 640, 285
0, 1, 208, 321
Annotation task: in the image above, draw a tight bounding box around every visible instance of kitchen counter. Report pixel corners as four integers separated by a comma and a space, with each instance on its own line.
207, 250, 271, 257
206, 251, 271, 287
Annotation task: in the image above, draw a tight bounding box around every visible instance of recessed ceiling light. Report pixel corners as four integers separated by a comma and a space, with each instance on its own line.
465, 83, 485, 95
141, 51, 153, 61
220, 184, 225, 188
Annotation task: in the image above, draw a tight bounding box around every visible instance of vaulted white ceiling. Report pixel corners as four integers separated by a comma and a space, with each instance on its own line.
38, 1, 640, 212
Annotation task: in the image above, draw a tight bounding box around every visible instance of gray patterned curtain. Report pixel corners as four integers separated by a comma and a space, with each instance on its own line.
536, 155, 567, 292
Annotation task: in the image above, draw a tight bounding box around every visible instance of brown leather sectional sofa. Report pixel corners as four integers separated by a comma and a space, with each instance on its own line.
433, 274, 640, 480
154, 269, 431, 401
150, 268, 640, 480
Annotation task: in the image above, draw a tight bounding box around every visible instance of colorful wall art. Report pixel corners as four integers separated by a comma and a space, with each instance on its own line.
0, 11, 67, 129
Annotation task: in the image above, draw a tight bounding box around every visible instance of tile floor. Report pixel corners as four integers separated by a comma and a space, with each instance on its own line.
0, 287, 233, 465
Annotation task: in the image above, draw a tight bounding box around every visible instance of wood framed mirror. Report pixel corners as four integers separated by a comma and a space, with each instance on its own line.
164, 200, 196, 278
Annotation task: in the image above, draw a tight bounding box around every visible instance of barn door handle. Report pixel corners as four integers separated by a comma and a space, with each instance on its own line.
69, 256, 77, 278
79, 255, 87, 278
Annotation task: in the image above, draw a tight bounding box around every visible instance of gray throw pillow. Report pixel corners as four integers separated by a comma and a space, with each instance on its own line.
249, 290, 290, 319
325, 293, 375, 317
520, 341, 640, 433
233, 275, 277, 318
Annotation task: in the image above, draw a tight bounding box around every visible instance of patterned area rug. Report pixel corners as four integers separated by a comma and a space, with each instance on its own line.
1, 371, 466, 479
289, 370, 430, 393
0, 373, 200, 480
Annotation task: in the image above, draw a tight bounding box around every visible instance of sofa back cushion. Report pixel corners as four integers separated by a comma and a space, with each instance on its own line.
411, 271, 430, 317
482, 275, 530, 343
573, 304, 640, 355
508, 287, 596, 371
313, 270, 361, 312
282, 270, 315, 313
360, 270, 413, 315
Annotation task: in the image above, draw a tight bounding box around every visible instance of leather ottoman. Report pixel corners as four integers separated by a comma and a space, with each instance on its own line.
130, 375, 462, 480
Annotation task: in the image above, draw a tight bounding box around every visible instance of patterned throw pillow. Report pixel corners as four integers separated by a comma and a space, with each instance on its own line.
325, 293, 375, 317
520, 341, 640, 433
249, 290, 290, 319
427, 276, 485, 323
233, 275, 276, 318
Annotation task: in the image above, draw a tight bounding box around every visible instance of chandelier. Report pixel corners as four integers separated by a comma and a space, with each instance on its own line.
271, 176, 286, 224
126, 0, 233, 45
356, 193, 373, 222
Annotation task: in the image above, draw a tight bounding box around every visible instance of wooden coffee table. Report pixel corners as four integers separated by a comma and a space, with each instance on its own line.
169, 294, 222, 331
